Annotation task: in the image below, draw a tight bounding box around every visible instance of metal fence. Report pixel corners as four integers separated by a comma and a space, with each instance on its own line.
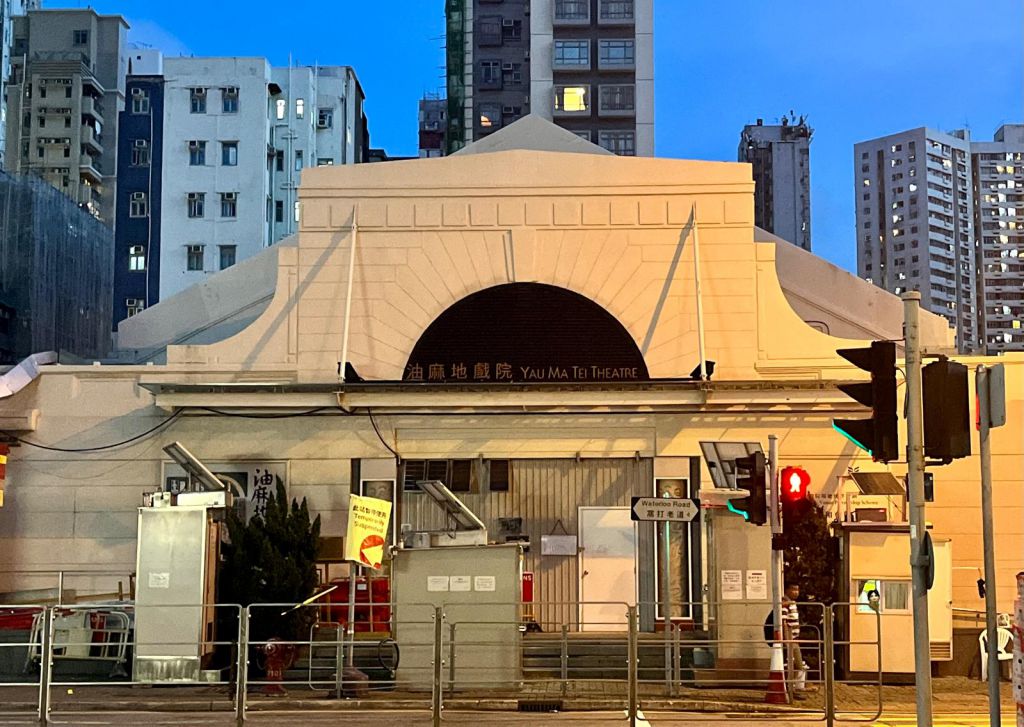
0, 599, 881, 726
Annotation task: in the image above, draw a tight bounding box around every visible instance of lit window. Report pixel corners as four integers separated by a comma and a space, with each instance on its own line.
186, 245, 205, 271
296, 98, 305, 119
275, 99, 286, 120
478, 103, 502, 129
128, 245, 146, 271
554, 85, 590, 113
863, 179, 870, 187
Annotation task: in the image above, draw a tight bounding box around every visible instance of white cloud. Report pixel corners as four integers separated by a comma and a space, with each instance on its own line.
125, 18, 191, 58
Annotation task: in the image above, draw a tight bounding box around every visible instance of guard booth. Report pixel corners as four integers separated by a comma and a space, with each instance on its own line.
831, 473, 953, 680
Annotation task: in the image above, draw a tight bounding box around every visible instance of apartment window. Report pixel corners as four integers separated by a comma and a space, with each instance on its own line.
222, 86, 238, 113
479, 60, 502, 87
131, 88, 150, 114
294, 201, 301, 222
554, 0, 589, 21
126, 298, 145, 317
131, 139, 150, 166
221, 141, 238, 166
72, 30, 88, 46
220, 192, 237, 218
190, 88, 207, 114
275, 99, 286, 120
599, 0, 634, 20
128, 245, 146, 271
186, 244, 205, 271
317, 158, 334, 166
317, 108, 333, 128
554, 40, 590, 68
188, 140, 206, 166
219, 245, 237, 270
502, 19, 523, 42
187, 192, 205, 218
502, 63, 523, 86
599, 39, 635, 68
573, 130, 592, 142
295, 99, 305, 119
129, 192, 148, 217
479, 103, 502, 129
275, 150, 284, 172
478, 16, 502, 45
488, 460, 511, 492
295, 149, 304, 170
598, 130, 636, 156
554, 85, 590, 114
275, 200, 284, 223
599, 84, 635, 113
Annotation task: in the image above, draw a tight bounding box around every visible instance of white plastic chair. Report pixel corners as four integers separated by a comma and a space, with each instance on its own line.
979, 626, 1014, 681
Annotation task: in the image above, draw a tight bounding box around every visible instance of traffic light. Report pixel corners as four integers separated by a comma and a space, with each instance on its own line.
780, 466, 810, 501
833, 341, 898, 463
730, 451, 767, 525
923, 358, 970, 462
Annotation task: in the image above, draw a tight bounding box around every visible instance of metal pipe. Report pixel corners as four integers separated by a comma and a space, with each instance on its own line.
768, 434, 783, 681
824, 606, 834, 727
560, 623, 568, 696
38, 608, 52, 727
56, 571, 64, 606
346, 569, 357, 668
235, 607, 249, 725
627, 606, 638, 727
662, 517, 671, 691
901, 291, 933, 726
977, 365, 1001, 725
447, 622, 456, 698
339, 209, 358, 384
690, 204, 708, 381
431, 607, 444, 727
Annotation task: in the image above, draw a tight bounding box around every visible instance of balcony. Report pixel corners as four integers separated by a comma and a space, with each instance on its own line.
81, 96, 104, 123
79, 154, 102, 184
81, 126, 103, 155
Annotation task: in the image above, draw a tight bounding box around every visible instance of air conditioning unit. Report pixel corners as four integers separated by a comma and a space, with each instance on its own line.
502, 18, 515, 26
502, 62, 514, 70
502, 105, 517, 114
133, 139, 147, 148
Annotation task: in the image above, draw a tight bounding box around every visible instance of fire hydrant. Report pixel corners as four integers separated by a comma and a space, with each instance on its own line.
260, 638, 297, 695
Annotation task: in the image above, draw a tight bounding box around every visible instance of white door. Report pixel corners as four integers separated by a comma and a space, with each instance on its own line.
578, 506, 637, 631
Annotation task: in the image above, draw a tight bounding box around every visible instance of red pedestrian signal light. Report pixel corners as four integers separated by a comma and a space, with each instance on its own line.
780, 466, 810, 501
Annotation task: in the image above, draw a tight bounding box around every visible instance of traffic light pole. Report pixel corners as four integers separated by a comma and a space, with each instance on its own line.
768, 435, 783, 671
901, 292, 933, 724
976, 365, 1000, 726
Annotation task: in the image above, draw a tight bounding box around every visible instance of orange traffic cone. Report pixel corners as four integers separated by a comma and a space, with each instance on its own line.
765, 640, 789, 704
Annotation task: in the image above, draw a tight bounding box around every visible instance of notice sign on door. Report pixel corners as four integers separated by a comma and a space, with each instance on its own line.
345, 494, 392, 570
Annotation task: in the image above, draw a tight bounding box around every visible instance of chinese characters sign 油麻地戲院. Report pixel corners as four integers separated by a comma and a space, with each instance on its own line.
345, 494, 393, 570
404, 362, 643, 383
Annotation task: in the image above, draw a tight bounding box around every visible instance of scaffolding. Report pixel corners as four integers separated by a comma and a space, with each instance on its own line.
0, 169, 113, 364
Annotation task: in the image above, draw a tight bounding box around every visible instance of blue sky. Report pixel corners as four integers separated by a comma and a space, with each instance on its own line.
77, 0, 1021, 272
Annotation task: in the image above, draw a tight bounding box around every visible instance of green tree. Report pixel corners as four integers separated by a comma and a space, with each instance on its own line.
219, 479, 322, 643
780, 496, 837, 624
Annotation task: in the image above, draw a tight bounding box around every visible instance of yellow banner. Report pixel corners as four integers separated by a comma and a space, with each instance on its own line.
344, 494, 392, 570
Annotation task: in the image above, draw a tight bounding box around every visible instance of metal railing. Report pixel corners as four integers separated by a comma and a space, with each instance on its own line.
0, 599, 881, 726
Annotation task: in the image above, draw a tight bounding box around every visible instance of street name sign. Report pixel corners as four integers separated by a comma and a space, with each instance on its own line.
630, 497, 700, 523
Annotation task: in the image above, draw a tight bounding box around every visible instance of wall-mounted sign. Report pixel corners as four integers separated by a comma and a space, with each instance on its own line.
404, 283, 650, 383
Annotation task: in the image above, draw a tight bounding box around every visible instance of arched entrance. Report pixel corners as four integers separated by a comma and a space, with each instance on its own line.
404, 283, 649, 383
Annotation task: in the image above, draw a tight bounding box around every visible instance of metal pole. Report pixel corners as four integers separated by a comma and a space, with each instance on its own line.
768, 435, 783, 655
977, 365, 1001, 726
691, 204, 708, 380
431, 607, 444, 727
235, 607, 249, 726
447, 622, 456, 698
662, 517, 671, 691
824, 606, 835, 727
560, 623, 568, 696
37, 608, 52, 727
627, 605, 638, 727
901, 291, 933, 725
339, 209, 358, 383
56, 572, 64, 607
346, 568, 357, 668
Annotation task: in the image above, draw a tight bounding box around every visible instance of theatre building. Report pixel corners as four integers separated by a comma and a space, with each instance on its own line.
0, 117, 1021, 669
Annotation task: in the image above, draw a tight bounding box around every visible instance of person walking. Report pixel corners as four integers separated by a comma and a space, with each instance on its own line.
782, 582, 811, 699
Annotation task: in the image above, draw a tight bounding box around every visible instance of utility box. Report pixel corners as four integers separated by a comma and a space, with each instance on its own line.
134, 505, 221, 682
392, 543, 522, 691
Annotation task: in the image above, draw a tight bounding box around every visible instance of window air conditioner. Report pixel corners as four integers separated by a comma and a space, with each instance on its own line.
502, 19, 515, 26
502, 63, 514, 70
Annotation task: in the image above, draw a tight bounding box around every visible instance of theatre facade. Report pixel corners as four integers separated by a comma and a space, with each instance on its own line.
0, 118, 1020, 659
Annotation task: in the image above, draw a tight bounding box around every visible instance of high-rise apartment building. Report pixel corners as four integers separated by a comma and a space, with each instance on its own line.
739, 116, 812, 251
112, 55, 368, 323
446, 0, 653, 156
419, 95, 447, 158
971, 124, 1024, 353
855, 128, 976, 351
0, 0, 38, 169
3, 8, 127, 222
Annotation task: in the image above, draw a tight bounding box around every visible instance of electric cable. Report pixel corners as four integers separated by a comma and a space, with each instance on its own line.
1, 410, 183, 453
366, 408, 400, 459
193, 406, 338, 419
